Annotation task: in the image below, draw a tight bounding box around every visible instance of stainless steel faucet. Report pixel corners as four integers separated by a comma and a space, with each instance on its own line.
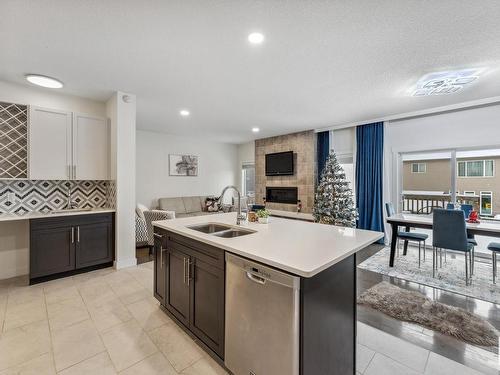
65, 182, 78, 210
218, 185, 246, 225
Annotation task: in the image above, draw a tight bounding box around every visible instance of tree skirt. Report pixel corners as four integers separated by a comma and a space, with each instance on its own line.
358, 281, 499, 347
358, 246, 500, 305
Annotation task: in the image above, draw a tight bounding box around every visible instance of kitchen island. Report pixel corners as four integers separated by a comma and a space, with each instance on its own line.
153, 212, 383, 375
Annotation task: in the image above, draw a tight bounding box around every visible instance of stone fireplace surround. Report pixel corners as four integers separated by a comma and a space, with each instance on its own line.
255, 130, 317, 213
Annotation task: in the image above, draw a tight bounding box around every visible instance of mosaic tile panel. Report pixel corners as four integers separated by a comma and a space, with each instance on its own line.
0, 102, 28, 179
106, 180, 116, 209
0, 180, 113, 214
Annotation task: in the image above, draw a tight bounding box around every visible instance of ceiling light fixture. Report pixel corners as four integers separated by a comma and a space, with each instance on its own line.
248, 32, 265, 45
179, 109, 190, 117
411, 68, 483, 97
25, 74, 63, 89
252, 127, 260, 133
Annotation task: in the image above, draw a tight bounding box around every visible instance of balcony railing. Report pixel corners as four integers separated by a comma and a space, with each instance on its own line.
402, 192, 480, 214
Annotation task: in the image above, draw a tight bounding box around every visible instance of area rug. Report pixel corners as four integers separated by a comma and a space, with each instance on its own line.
358, 282, 499, 347
358, 246, 500, 305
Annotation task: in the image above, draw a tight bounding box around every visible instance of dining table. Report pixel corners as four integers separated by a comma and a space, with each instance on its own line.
386, 213, 500, 267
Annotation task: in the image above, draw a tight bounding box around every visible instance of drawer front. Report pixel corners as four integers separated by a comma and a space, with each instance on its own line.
30, 212, 113, 230
166, 232, 224, 270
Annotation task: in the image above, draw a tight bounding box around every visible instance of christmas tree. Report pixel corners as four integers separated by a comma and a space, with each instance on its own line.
313, 152, 357, 227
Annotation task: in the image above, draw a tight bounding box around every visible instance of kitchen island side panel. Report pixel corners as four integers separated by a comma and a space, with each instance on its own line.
300, 253, 356, 375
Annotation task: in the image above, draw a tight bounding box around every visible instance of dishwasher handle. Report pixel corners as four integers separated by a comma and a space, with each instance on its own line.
246, 272, 266, 285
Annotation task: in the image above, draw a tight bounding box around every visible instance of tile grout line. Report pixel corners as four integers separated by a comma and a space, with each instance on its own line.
360, 346, 376, 374
143, 321, 191, 373
359, 335, 430, 374
115, 349, 163, 374
42, 284, 58, 374
79, 273, 121, 374
422, 350, 431, 374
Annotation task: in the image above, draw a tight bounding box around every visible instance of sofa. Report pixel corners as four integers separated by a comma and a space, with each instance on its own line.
158, 196, 223, 218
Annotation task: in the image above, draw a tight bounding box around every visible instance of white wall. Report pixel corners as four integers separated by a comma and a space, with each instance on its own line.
384, 103, 500, 208
0, 80, 106, 116
236, 141, 255, 191
0, 221, 29, 280
136, 130, 239, 208
107, 92, 137, 270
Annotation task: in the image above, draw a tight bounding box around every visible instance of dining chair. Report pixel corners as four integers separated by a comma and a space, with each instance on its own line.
487, 242, 500, 283
460, 204, 478, 249
432, 209, 474, 285
385, 202, 428, 267
444, 204, 477, 264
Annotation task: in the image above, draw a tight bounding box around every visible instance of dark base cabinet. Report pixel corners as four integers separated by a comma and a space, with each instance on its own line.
153, 228, 225, 360
30, 213, 114, 284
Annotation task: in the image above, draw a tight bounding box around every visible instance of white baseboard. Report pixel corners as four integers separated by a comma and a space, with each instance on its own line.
114, 257, 137, 269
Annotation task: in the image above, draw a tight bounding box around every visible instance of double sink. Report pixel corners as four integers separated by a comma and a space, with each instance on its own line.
188, 223, 256, 238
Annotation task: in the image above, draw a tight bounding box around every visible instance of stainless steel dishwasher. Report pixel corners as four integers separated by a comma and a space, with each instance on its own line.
225, 253, 300, 375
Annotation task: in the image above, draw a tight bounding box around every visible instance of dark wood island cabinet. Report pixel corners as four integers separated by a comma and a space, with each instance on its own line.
153, 228, 225, 360
153, 214, 382, 375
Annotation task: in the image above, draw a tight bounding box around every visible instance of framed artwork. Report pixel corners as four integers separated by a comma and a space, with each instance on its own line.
169, 154, 199, 176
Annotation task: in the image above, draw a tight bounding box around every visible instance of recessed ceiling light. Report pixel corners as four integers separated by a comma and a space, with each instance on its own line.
248, 32, 265, 45
252, 127, 260, 133
180, 109, 190, 117
25, 74, 63, 89
411, 68, 483, 97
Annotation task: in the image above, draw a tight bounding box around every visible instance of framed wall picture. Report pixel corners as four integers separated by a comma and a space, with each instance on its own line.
169, 154, 199, 176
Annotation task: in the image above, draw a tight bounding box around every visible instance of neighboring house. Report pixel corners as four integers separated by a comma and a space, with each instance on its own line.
402, 156, 500, 216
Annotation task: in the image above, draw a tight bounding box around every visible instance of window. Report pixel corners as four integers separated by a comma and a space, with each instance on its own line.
457, 160, 494, 177
241, 163, 255, 197
411, 163, 426, 173
480, 191, 493, 216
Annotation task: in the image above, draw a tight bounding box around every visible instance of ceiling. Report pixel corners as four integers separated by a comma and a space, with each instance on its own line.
1, 0, 500, 143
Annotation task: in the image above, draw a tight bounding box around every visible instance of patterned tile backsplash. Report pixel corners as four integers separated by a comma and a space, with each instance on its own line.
0, 180, 115, 214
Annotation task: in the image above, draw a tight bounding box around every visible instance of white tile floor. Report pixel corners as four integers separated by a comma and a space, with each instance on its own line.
0, 262, 494, 374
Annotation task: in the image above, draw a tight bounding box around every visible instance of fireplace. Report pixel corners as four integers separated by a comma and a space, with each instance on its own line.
266, 187, 298, 204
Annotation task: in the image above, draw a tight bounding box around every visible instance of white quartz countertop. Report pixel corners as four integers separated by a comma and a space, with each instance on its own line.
268, 209, 314, 221
0, 208, 115, 222
153, 212, 383, 278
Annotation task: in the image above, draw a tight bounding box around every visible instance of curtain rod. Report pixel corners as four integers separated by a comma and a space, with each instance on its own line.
314, 95, 500, 133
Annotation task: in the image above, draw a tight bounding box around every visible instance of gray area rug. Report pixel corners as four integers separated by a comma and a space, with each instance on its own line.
358, 282, 499, 347
358, 246, 500, 304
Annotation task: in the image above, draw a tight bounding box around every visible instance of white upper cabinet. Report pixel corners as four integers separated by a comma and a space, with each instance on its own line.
29, 107, 109, 180
72, 113, 109, 180
29, 107, 72, 180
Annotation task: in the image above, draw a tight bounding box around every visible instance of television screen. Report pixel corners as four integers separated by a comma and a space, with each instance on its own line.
265, 151, 294, 176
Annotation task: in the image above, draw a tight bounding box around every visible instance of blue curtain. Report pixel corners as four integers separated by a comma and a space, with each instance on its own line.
355, 122, 384, 239
317, 131, 329, 184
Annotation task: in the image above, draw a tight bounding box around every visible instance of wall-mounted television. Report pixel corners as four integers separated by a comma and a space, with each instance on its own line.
265, 151, 294, 176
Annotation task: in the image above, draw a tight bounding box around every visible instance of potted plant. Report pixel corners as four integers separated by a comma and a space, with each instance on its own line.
257, 209, 270, 224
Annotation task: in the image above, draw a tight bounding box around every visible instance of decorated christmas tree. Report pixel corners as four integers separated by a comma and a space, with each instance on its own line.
313, 152, 357, 227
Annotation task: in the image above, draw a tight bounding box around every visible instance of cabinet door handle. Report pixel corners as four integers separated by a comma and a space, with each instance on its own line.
187, 260, 192, 286
153, 233, 163, 238
183, 257, 187, 284
77, 226, 80, 242
73, 165, 77, 180
67, 165, 71, 179
71, 227, 74, 243
160, 245, 163, 269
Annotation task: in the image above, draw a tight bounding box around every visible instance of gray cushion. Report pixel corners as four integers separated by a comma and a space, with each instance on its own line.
488, 242, 500, 252
183, 196, 203, 213
158, 197, 186, 214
